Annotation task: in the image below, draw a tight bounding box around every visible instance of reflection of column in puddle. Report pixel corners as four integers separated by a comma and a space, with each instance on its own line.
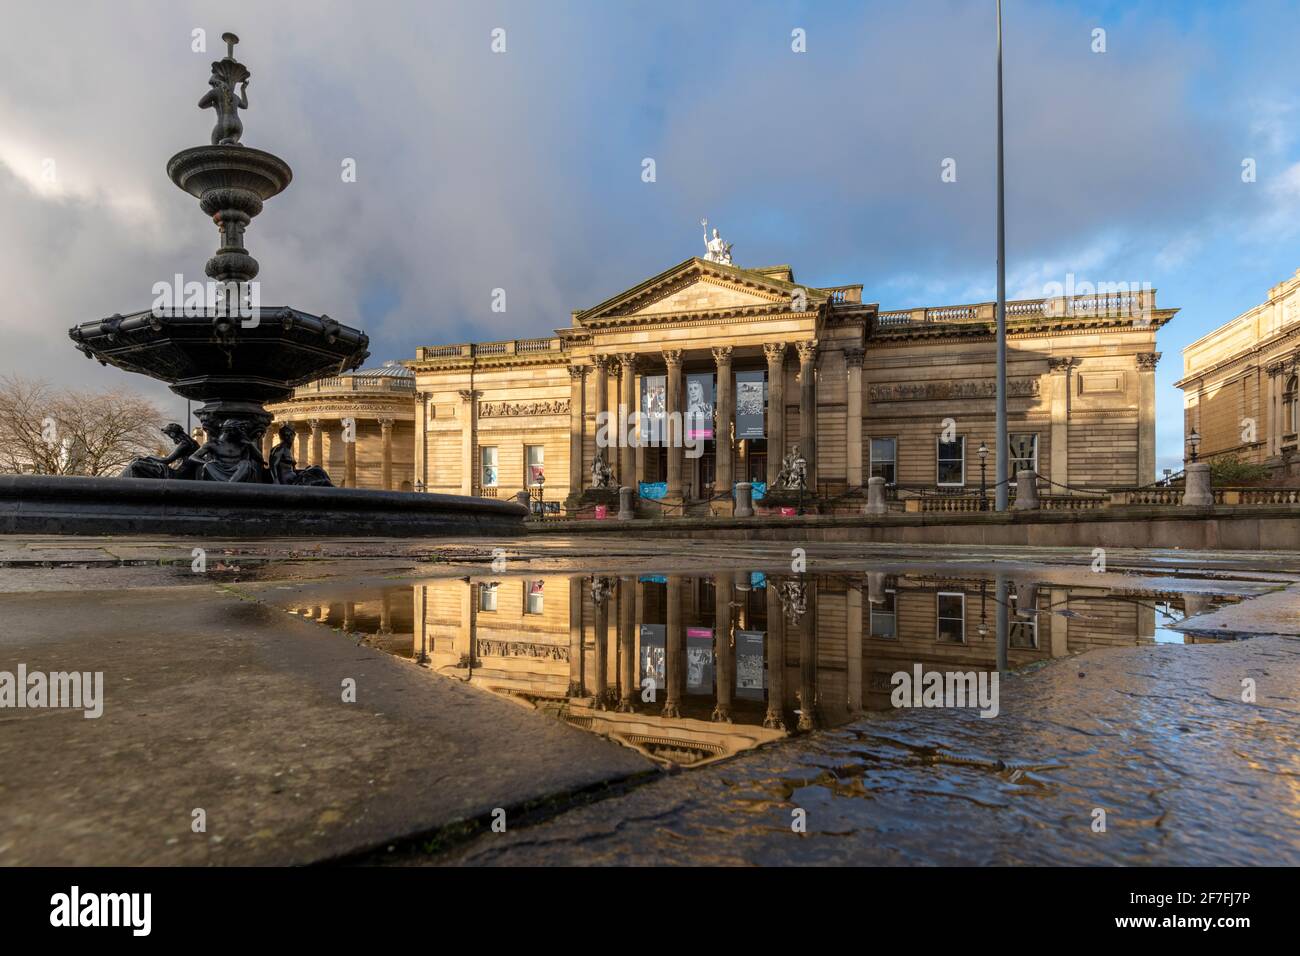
847, 580, 863, 715
1049, 587, 1068, 657
413, 585, 429, 664
567, 577, 584, 698
378, 591, 392, 635
1137, 601, 1156, 645
590, 576, 610, 709
663, 575, 683, 718
995, 574, 1009, 672
712, 572, 733, 723
617, 576, 637, 712
454, 580, 473, 669
764, 578, 787, 730
342, 601, 355, 633
791, 578, 817, 731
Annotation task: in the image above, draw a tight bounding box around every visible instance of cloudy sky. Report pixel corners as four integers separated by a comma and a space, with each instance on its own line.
2, 0, 1298, 472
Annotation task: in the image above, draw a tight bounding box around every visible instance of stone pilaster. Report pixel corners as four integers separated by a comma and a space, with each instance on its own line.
414, 391, 428, 490
796, 339, 819, 492
456, 391, 476, 496
1048, 357, 1075, 488
764, 342, 787, 487
591, 355, 609, 479
663, 349, 684, 500
844, 347, 864, 488
1136, 352, 1160, 484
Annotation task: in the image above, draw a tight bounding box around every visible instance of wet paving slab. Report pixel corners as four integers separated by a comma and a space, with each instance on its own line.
1, 534, 1297, 865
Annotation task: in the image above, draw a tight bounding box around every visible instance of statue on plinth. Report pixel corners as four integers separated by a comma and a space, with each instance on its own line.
590, 450, 614, 489
775, 444, 806, 490
700, 218, 733, 265
269, 423, 333, 487
119, 423, 201, 480
199, 33, 250, 146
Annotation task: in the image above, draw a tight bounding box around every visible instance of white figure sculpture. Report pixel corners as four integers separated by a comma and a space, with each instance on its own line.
701, 218, 733, 265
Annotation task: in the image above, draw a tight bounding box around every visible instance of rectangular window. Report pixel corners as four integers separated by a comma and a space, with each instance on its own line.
480, 446, 498, 488
1009, 434, 1038, 479
525, 579, 544, 614
869, 588, 897, 639
525, 445, 544, 487
479, 582, 498, 612
870, 438, 897, 485
937, 592, 965, 643
937, 437, 965, 486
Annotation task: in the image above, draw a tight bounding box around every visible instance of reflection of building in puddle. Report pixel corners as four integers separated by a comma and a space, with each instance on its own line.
286, 586, 414, 658
411, 572, 1233, 767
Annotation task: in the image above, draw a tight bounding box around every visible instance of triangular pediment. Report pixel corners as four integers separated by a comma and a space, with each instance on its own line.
577, 258, 823, 325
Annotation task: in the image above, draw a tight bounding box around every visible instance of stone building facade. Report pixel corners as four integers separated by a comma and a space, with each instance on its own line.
407, 257, 1175, 512
264, 362, 416, 491
1176, 267, 1300, 475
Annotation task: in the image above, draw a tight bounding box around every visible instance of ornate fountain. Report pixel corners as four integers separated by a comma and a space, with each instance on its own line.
67, 33, 369, 484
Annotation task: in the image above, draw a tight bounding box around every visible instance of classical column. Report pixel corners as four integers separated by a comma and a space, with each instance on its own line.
663, 574, 683, 717
712, 346, 734, 502
296, 422, 310, 467
764, 343, 787, 486
567, 365, 585, 502
261, 425, 275, 462
796, 339, 819, 492
379, 592, 392, 634
309, 419, 323, 468
1136, 352, 1160, 484
845, 347, 865, 488
617, 576, 637, 712
663, 349, 684, 500
456, 391, 476, 496
846, 581, 863, 714
1049, 357, 1074, 488
764, 578, 786, 730
618, 353, 638, 491
567, 577, 584, 697
414, 391, 428, 490
1266, 366, 1283, 457
379, 417, 394, 490
344, 419, 357, 488
591, 355, 609, 478
711, 572, 733, 723
591, 577, 610, 708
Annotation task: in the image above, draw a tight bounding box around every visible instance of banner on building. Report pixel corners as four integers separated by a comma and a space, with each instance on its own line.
639, 624, 665, 693
735, 370, 766, 439
735, 629, 766, 700
641, 374, 666, 446
685, 373, 715, 440
686, 626, 714, 693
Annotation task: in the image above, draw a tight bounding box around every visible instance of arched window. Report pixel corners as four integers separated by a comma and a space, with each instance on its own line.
1286, 374, 1298, 436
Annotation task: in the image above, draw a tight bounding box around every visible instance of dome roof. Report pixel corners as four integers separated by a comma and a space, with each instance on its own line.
347, 360, 413, 379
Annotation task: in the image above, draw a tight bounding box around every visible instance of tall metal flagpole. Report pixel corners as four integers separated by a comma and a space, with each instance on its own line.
994, 0, 1009, 511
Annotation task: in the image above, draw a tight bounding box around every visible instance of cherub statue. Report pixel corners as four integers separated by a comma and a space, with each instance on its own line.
268, 423, 332, 487
199, 34, 250, 146
119, 423, 201, 480
590, 450, 614, 489
188, 419, 264, 483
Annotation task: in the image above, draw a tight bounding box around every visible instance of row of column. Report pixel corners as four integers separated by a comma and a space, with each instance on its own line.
263, 417, 395, 489
565, 339, 829, 501
1265, 360, 1298, 457
569, 572, 827, 731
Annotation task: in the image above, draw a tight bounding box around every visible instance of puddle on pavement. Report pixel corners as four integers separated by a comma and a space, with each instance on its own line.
262, 568, 1242, 769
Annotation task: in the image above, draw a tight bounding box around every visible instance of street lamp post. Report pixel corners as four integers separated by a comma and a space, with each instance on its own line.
1188, 429, 1200, 464
978, 442, 989, 511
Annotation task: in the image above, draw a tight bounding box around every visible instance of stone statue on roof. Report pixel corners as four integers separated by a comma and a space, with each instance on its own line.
701, 218, 733, 266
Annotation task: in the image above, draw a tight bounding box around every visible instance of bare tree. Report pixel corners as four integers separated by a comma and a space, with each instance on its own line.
0, 376, 167, 477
